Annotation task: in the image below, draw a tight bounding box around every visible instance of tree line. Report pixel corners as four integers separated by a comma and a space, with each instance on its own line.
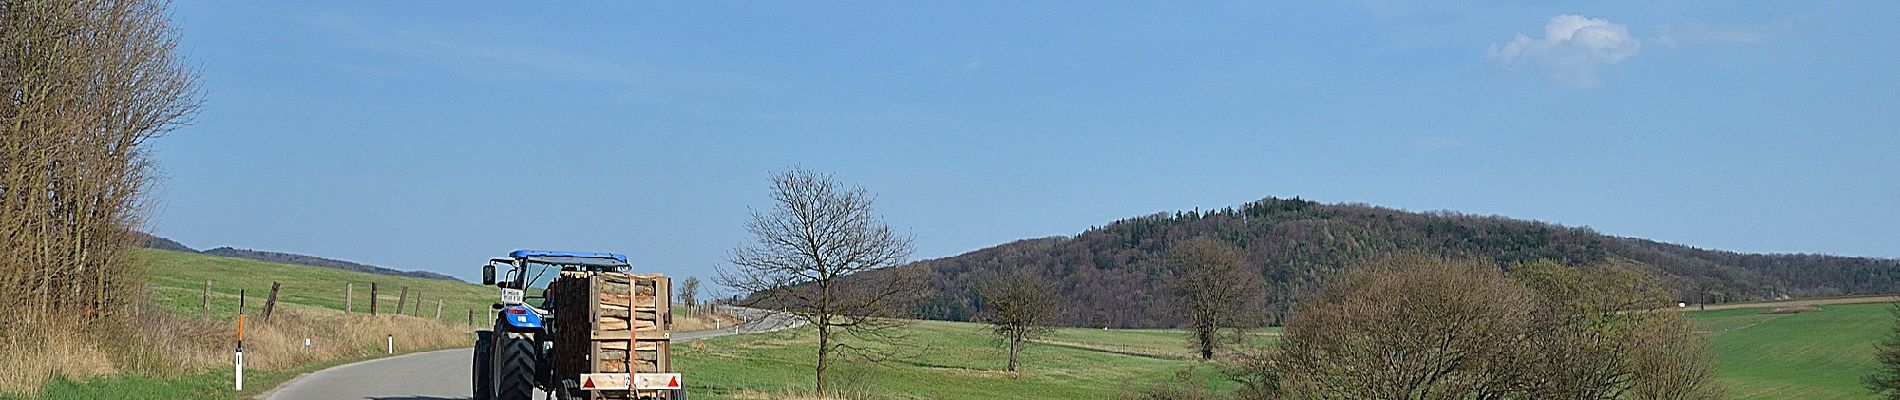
905, 197, 1900, 328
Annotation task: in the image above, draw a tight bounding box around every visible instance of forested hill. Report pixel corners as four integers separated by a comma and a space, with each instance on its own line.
906, 197, 1900, 328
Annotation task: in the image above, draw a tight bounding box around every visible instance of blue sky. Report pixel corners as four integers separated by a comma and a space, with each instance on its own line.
150, 2, 1899, 288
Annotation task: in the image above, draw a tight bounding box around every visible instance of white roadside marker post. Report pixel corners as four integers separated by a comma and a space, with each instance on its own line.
387, 334, 394, 354
236, 289, 246, 391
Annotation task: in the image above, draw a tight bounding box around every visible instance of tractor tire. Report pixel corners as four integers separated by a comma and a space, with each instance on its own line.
494, 333, 538, 400
473, 331, 494, 400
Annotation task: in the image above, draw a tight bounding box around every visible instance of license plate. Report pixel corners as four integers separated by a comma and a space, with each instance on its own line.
499, 288, 524, 305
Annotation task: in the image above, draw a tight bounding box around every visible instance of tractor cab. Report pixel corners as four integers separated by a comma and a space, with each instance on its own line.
483, 250, 629, 325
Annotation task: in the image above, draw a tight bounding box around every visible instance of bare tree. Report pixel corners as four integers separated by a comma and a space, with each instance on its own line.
717, 168, 923, 395
979, 269, 1058, 373
1, 0, 199, 321
677, 276, 700, 309
1164, 236, 1265, 360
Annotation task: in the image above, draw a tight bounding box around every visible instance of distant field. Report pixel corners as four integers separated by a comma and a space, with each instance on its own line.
143, 249, 724, 330
1689, 300, 1893, 399
1679, 295, 1900, 312
1039, 326, 1279, 359
141, 249, 497, 324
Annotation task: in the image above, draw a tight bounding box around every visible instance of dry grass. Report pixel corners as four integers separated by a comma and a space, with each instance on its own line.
727, 390, 845, 400
1761, 305, 1822, 314
0, 306, 471, 395
671, 310, 741, 333
0, 317, 119, 394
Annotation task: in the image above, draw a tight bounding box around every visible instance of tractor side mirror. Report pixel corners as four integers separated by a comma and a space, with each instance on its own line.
481, 265, 496, 286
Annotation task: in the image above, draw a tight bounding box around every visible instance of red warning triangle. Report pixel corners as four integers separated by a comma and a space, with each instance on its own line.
667, 376, 679, 388
581, 376, 595, 389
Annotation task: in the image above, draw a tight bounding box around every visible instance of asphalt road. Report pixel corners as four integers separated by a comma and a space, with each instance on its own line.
263, 307, 803, 400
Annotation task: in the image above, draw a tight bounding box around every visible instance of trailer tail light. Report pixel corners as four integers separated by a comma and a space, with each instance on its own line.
579, 373, 630, 390
634, 373, 682, 390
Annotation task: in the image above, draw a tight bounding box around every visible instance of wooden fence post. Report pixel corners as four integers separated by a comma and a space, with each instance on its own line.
261, 282, 281, 321
369, 283, 379, 316
202, 279, 212, 316
467, 309, 474, 326
412, 291, 423, 316
344, 283, 353, 314
434, 300, 443, 320
396, 287, 409, 317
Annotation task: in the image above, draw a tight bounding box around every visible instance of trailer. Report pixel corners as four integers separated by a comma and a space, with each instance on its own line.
474, 250, 685, 400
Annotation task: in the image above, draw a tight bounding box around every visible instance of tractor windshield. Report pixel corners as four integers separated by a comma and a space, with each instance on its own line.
520, 263, 561, 301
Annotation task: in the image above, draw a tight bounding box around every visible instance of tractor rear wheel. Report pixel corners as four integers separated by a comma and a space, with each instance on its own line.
494, 332, 538, 400
473, 331, 493, 400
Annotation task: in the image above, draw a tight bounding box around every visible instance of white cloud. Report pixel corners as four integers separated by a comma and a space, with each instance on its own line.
1488, 15, 1642, 88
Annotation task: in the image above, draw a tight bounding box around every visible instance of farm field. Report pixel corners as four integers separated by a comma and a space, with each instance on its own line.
668, 300, 1896, 400
1689, 300, 1892, 399
674, 320, 1240, 400
142, 249, 495, 322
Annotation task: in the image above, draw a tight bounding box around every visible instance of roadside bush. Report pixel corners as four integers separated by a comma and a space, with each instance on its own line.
1232, 255, 1719, 399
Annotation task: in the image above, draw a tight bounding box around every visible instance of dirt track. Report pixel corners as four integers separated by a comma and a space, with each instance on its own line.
1672, 295, 1900, 312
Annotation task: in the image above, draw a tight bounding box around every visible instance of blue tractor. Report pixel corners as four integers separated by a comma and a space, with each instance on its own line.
474, 250, 683, 400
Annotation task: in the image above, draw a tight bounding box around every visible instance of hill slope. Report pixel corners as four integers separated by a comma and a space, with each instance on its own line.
905, 197, 1900, 327
141, 249, 494, 319
198, 247, 463, 282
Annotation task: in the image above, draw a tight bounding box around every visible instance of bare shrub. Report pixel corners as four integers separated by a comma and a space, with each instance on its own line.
1, 0, 200, 320
1243, 255, 1719, 399
1, 0, 198, 392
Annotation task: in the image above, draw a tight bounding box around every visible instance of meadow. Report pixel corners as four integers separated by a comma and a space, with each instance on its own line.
674, 320, 1251, 400
141, 249, 497, 323
1688, 301, 1892, 399
673, 300, 1896, 400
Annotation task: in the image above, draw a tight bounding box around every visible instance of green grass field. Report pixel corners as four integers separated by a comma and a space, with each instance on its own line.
109, 249, 1900, 399
667, 303, 1895, 400
141, 249, 498, 323
1688, 301, 1892, 399
675, 320, 1235, 400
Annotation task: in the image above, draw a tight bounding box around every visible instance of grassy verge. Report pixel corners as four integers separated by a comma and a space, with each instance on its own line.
27, 346, 456, 400
0, 250, 488, 398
